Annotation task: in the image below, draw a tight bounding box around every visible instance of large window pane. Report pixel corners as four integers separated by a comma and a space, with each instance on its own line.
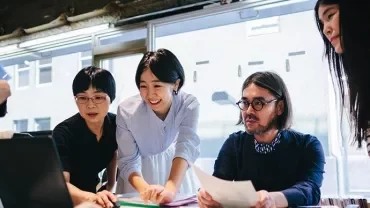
100, 54, 143, 113
0, 25, 147, 133
340, 95, 370, 195
0, 45, 90, 131
154, 1, 336, 196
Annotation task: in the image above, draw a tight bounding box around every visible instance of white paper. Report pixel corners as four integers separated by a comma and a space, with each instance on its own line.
191, 163, 259, 207
116, 193, 195, 204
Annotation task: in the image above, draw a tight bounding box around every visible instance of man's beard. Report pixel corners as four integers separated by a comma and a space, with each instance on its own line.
245, 114, 278, 135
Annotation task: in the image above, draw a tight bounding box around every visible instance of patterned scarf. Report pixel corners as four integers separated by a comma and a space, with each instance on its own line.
254, 132, 282, 154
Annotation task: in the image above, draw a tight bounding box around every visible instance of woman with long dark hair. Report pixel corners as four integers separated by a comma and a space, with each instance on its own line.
314, 0, 370, 154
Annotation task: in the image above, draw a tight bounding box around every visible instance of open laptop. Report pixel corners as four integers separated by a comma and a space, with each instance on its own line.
0, 136, 73, 208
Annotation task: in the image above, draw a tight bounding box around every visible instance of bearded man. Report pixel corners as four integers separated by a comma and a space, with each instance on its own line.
197, 71, 325, 208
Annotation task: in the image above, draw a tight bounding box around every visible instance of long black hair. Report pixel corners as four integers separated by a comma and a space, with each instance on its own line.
314, 0, 370, 148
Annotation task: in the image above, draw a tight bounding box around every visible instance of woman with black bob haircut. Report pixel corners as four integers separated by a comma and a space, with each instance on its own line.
53, 66, 118, 207
314, 0, 370, 155
116, 49, 200, 204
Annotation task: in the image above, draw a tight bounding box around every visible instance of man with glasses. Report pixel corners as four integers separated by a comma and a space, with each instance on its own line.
197, 71, 325, 208
52, 67, 118, 208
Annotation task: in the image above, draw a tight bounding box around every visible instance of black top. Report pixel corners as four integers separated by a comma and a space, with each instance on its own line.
213, 129, 325, 207
52, 113, 117, 193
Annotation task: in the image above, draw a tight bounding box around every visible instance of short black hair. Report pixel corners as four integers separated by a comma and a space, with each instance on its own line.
72, 66, 116, 103
237, 71, 293, 130
135, 48, 185, 92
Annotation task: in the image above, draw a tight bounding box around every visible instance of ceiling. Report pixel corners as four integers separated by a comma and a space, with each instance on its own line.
0, 0, 223, 37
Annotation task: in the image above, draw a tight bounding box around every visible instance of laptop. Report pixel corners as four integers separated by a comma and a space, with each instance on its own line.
0, 136, 73, 208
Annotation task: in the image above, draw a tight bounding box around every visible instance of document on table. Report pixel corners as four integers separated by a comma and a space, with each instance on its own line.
191, 163, 259, 208
117, 193, 197, 207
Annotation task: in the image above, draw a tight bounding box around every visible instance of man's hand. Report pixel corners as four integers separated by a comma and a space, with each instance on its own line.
254, 190, 276, 208
197, 189, 222, 208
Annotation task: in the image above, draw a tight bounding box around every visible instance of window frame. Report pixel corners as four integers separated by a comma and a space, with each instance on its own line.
13, 119, 29, 132
36, 59, 53, 86
79, 51, 92, 69
15, 64, 31, 90
34, 117, 51, 131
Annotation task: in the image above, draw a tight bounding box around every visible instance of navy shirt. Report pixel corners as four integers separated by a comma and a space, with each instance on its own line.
213, 129, 325, 207
53, 113, 117, 193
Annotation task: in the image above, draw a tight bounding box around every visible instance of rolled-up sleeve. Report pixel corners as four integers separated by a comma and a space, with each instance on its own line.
174, 100, 200, 164
52, 125, 72, 172
116, 105, 142, 182
282, 137, 325, 206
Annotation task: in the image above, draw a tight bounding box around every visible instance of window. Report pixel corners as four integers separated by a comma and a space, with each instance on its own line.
15, 63, 30, 88
36, 58, 52, 85
80, 51, 92, 69
0, 24, 147, 138
34, 118, 51, 131
102, 54, 144, 113
13, 119, 28, 132
151, 0, 338, 196
101, 59, 113, 72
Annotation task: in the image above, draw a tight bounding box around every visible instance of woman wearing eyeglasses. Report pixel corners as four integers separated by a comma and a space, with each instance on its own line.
53, 67, 118, 208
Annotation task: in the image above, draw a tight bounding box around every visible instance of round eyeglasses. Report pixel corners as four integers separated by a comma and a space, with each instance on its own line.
236, 98, 278, 111
75, 95, 107, 104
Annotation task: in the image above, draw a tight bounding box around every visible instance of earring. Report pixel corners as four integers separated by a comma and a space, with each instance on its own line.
173, 90, 178, 95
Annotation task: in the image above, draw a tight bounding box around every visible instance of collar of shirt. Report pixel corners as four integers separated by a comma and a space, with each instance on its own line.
77, 113, 114, 139
254, 131, 282, 154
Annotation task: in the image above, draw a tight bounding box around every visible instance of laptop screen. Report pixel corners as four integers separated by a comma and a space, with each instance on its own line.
0, 137, 73, 208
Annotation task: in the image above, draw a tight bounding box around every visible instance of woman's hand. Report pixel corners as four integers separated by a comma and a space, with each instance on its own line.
74, 202, 102, 208
96, 190, 117, 208
82, 190, 116, 208
140, 184, 165, 203
156, 188, 176, 204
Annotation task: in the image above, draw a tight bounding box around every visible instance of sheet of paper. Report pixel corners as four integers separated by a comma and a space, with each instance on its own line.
191, 163, 259, 207
117, 193, 197, 207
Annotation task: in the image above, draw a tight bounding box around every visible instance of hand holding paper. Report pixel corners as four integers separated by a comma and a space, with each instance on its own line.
191, 163, 259, 208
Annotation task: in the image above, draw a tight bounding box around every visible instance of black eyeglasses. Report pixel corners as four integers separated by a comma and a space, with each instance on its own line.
75, 95, 107, 104
236, 98, 278, 111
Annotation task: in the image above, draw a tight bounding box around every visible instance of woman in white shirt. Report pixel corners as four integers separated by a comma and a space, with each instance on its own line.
116, 48, 200, 204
